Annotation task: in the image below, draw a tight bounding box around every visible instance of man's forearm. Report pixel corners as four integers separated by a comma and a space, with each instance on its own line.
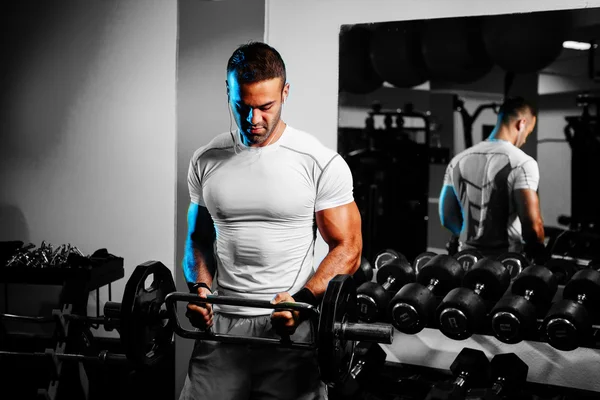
302, 243, 361, 299
522, 218, 545, 245
183, 238, 215, 290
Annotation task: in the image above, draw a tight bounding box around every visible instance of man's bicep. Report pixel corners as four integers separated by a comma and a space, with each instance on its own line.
315, 202, 362, 248
187, 202, 216, 245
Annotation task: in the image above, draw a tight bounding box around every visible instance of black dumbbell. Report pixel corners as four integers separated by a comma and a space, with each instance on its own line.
455, 249, 483, 274
425, 347, 491, 400
357, 251, 415, 322
496, 252, 530, 281
466, 353, 529, 400
490, 265, 558, 344
388, 255, 464, 334
354, 256, 374, 287
413, 251, 438, 275
545, 258, 578, 286
541, 268, 600, 351
436, 258, 511, 340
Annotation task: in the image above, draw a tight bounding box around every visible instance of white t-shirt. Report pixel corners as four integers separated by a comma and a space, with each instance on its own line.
187, 125, 354, 315
443, 139, 540, 254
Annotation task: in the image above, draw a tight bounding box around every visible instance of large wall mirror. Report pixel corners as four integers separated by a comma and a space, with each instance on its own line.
338, 8, 600, 264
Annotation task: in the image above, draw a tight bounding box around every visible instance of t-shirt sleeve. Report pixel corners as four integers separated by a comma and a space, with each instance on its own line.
187, 154, 205, 206
512, 159, 540, 191
315, 155, 354, 212
443, 161, 454, 187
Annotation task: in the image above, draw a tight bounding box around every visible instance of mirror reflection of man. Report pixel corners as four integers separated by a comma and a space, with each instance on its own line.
439, 97, 546, 262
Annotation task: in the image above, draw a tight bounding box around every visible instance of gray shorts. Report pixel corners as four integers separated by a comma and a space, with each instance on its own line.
178, 312, 328, 400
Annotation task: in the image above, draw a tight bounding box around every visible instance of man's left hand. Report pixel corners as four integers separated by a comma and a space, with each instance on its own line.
270, 292, 301, 337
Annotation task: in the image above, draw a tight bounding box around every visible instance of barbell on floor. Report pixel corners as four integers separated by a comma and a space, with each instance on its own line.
0, 260, 394, 388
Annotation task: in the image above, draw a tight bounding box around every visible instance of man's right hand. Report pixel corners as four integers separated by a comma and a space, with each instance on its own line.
185, 287, 213, 329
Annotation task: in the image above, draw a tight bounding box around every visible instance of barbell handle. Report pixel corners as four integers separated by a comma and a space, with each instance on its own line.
164, 292, 319, 350
166, 292, 318, 313
338, 322, 394, 344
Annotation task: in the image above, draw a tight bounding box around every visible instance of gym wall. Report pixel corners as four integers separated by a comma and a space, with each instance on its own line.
265, 0, 600, 393
0, 0, 177, 333
175, 0, 265, 396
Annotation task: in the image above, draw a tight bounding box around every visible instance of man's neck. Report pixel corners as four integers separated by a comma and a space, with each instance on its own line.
489, 126, 516, 145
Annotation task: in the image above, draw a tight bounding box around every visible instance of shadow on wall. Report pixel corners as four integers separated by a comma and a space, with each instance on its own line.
0, 1, 109, 164
0, 203, 30, 243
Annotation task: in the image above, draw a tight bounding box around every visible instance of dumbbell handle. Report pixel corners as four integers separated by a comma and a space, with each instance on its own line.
473, 282, 486, 296
382, 276, 395, 291
491, 377, 506, 395
575, 293, 587, 305
522, 289, 535, 302
350, 360, 365, 379
426, 278, 440, 292
452, 373, 468, 388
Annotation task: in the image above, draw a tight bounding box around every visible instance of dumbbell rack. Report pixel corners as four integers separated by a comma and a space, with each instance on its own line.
354, 249, 600, 398
0, 256, 124, 400
349, 357, 600, 400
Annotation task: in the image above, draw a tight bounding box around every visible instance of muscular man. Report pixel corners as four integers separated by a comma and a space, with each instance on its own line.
179, 41, 362, 400
439, 97, 546, 262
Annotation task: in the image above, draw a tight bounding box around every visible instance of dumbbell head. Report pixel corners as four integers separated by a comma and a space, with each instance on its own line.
388, 255, 463, 334
562, 269, 600, 306
541, 269, 600, 351
450, 347, 491, 385
376, 252, 415, 291
490, 295, 537, 344
455, 249, 483, 273
374, 248, 403, 270
353, 256, 374, 287
512, 265, 558, 306
496, 252, 530, 281
490, 265, 558, 344
545, 258, 578, 285
417, 255, 464, 293
462, 258, 511, 300
357, 282, 390, 322
490, 353, 529, 393
413, 251, 437, 275
437, 258, 510, 340
358, 253, 414, 323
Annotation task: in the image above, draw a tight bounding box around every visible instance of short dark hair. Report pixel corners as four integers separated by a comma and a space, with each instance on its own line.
226, 41, 286, 86
498, 96, 537, 125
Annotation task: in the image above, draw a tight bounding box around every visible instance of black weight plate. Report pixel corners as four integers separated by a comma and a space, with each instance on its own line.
318, 274, 357, 388
496, 252, 529, 281
121, 261, 175, 368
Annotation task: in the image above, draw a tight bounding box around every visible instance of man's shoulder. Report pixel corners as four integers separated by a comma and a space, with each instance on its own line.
282, 126, 340, 169
502, 142, 537, 168
190, 132, 234, 164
